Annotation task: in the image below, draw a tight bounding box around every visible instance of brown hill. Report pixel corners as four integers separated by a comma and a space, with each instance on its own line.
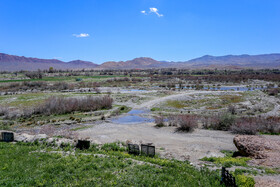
0, 53, 98, 71
99, 57, 174, 69
1, 53, 280, 71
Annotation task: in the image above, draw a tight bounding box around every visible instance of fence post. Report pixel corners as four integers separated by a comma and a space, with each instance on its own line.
221, 167, 225, 184
221, 167, 237, 187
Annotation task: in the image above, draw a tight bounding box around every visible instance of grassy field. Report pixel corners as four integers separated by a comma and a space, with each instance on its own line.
0, 142, 224, 186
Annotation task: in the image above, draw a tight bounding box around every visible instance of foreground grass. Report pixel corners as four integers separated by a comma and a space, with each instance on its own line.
0, 142, 223, 186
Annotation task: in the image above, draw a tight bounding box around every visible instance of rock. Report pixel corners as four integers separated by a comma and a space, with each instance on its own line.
233, 135, 280, 168
14, 133, 47, 143
55, 138, 75, 147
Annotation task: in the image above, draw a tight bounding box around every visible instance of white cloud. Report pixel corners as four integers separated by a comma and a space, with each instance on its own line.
141, 10, 147, 15
149, 7, 163, 17
73, 33, 90, 38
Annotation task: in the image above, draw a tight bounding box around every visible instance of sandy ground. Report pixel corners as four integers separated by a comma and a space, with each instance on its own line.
78, 89, 280, 164
78, 122, 236, 164
78, 90, 237, 164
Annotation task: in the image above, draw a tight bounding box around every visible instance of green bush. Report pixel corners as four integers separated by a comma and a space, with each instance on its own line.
234, 174, 255, 187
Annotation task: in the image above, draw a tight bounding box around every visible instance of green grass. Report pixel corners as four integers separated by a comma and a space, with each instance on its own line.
166, 100, 186, 108
201, 156, 251, 168
201, 150, 251, 168
233, 174, 255, 187
118, 105, 131, 114
0, 142, 224, 186
151, 107, 162, 111
70, 125, 94, 131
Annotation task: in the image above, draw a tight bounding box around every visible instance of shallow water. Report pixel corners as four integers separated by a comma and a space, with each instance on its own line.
128, 109, 147, 115
111, 109, 153, 124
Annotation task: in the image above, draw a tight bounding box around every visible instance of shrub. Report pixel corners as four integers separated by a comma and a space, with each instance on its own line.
231, 116, 280, 135
52, 82, 73, 90
231, 118, 258, 135
227, 105, 236, 115
34, 95, 113, 115
234, 174, 255, 187
173, 115, 198, 132
267, 88, 280, 96
154, 116, 165, 127
217, 113, 236, 130
25, 71, 44, 79
203, 113, 235, 131
0, 106, 8, 116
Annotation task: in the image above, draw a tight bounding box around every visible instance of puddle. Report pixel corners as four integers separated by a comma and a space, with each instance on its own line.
128, 109, 147, 115
111, 109, 153, 124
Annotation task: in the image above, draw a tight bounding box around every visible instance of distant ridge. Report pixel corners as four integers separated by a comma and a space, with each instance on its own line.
184, 54, 280, 67
0, 53, 98, 71
1, 52, 280, 71
99, 57, 175, 69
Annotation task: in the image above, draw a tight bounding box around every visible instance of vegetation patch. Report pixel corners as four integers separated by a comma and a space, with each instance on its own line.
0, 142, 224, 186
166, 100, 186, 108
219, 95, 243, 104
201, 150, 251, 168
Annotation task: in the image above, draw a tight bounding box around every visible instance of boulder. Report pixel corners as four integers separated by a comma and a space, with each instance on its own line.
233, 135, 280, 168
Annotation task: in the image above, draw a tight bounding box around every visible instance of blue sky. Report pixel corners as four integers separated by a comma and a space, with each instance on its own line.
0, 0, 279, 64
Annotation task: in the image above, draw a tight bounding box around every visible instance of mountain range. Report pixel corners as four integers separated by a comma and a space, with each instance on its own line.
1, 53, 280, 71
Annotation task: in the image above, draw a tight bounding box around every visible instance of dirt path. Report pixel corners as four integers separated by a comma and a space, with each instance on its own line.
135, 90, 224, 109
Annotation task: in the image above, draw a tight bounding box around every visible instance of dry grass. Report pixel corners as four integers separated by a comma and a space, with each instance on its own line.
220, 95, 243, 104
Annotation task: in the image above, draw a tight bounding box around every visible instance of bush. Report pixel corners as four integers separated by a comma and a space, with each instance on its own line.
231, 116, 280, 135
267, 88, 280, 96
52, 82, 73, 90
234, 174, 255, 187
217, 113, 236, 130
231, 118, 258, 135
0, 106, 8, 116
203, 113, 235, 131
34, 95, 113, 115
172, 115, 198, 132
25, 71, 43, 79
154, 116, 165, 127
